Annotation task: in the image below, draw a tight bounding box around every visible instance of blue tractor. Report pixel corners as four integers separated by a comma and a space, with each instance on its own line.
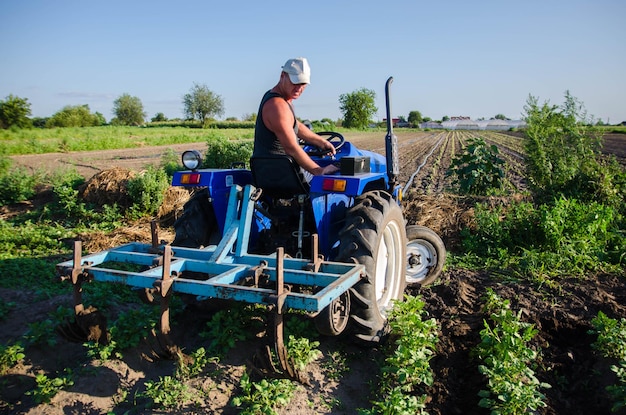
56, 78, 445, 378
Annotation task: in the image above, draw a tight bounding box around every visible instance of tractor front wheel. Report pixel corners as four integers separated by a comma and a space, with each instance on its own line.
335, 190, 406, 343
405, 225, 446, 286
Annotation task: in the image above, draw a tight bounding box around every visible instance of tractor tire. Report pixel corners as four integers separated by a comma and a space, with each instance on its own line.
172, 189, 217, 248
335, 190, 407, 343
405, 225, 446, 286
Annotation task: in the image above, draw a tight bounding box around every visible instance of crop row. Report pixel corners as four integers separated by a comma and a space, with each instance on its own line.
399, 130, 529, 195
3, 286, 623, 414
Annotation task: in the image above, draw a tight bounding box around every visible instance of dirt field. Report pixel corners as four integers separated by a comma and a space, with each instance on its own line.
2, 131, 625, 414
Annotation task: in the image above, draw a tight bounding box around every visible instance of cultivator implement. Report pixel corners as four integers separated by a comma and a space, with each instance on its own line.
56, 184, 365, 380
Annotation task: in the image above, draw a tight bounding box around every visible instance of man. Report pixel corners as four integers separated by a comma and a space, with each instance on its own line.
253, 57, 339, 178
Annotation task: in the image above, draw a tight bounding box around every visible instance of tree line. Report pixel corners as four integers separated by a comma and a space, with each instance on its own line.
1, 83, 465, 130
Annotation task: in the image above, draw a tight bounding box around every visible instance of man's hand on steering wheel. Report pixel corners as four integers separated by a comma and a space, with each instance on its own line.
304, 131, 345, 157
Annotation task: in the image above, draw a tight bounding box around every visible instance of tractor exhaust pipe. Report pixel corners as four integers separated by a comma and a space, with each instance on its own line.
384, 77, 399, 191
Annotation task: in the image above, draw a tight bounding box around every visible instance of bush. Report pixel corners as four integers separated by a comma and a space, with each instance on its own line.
0, 166, 38, 206
523, 91, 606, 202
461, 197, 624, 277
203, 138, 253, 169
46, 105, 105, 128
127, 166, 170, 216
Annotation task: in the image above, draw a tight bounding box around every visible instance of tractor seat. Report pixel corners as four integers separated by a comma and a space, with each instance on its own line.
250, 155, 310, 199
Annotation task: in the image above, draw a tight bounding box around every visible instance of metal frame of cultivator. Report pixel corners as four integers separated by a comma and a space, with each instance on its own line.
56, 183, 365, 380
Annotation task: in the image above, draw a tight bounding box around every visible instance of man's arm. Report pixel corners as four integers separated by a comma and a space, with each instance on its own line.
262, 98, 336, 175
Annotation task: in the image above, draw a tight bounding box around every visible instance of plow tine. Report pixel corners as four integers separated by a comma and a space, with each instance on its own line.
251, 248, 307, 383
56, 241, 108, 345
142, 329, 180, 362
141, 245, 183, 361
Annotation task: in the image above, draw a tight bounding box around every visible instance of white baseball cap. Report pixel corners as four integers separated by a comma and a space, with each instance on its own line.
282, 57, 311, 84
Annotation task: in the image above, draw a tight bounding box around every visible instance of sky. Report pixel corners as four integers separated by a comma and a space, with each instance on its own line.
1, 0, 625, 124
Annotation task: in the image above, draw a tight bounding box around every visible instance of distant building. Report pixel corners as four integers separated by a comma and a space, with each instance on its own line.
420, 118, 525, 131
420, 121, 442, 129
383, 118, 410, 128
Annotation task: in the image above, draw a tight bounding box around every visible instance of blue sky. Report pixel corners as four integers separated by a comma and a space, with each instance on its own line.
1, 0, 625, 124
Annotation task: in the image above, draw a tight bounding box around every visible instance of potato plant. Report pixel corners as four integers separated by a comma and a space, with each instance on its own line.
359, 295, 438, 415
590, 312, 626, 412
474, 289, 550, 415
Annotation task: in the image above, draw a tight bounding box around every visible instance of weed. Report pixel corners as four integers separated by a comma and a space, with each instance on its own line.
522, 91, 626, 210
0, 166, 38, 206
127, 165, 170, 217
203, 137, 253, 169
161, 147, 183, 177
460, 196, 624, 279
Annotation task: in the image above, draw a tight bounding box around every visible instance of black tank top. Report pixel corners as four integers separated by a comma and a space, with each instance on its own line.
253, 91, 298, 157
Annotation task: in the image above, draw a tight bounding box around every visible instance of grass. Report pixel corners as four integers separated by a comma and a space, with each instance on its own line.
0, 126, 255, 155
0, 125, 390, 156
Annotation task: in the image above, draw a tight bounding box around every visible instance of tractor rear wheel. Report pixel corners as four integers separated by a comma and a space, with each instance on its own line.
335, 190, 406, 343
172, 189, 217, 248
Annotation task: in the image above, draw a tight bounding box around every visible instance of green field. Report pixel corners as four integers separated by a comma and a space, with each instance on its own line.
0, 126, 256, 155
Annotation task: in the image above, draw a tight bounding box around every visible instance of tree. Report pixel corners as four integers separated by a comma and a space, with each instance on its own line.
183, 83, 224, 127
0, 94, 32, 129
494, 114, 508, 120
242, 113, 257, 122
111, 94, 146, 126
47, 104, 105, 127
408, 110, 423, 126
151, 112, 167, 122
339, 88, 377, 129
442, 115, 450, 122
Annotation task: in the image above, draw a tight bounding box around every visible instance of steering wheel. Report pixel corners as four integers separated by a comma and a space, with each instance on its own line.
304, 131, 345, 157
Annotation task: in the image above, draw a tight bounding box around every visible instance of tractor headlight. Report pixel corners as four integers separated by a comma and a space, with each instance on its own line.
182, 150, 202, 170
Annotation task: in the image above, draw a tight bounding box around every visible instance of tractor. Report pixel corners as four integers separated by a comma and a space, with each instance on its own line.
56, 77, 445, 379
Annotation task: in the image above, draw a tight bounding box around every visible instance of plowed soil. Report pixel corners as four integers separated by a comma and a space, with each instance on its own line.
2, 131, 625, 415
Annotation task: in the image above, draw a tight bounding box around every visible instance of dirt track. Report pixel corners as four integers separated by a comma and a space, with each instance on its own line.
1, 131, 625, 414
